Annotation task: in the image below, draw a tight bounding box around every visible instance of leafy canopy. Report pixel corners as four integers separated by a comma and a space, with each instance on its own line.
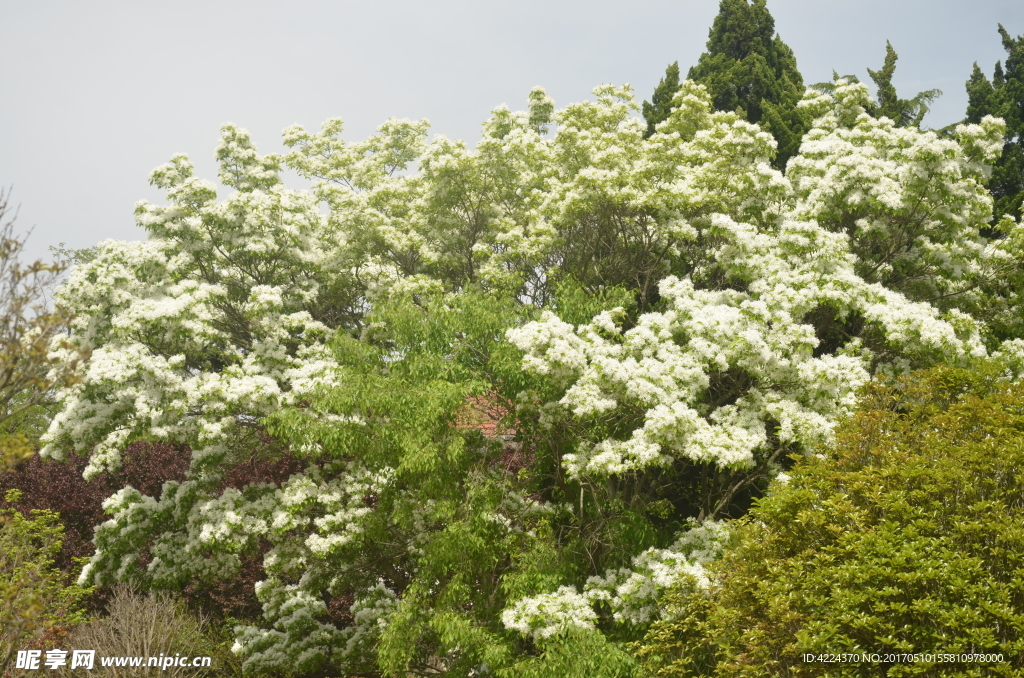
642, 62, 680, 139
1, 490, 92, 676
0, 190, 85, 472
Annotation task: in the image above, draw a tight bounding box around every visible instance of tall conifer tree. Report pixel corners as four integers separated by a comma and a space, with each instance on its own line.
642, 61, 680, 138
867, 41, 941, 128
809, 44, 940, 129
684, 0, 808, 167
966, 25, 1024, 222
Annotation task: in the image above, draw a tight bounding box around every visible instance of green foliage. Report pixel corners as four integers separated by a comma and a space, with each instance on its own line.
866, 41, 941, 128
0, 490, 92, 676
642, 62, 681, 139
966, 25, 1024, 221
0, 191, 84, 473
48, 241, 99, 267
498, 628, 636, 678
685, 0, 808, 167
810, 44, 940, 130
266, 290, 535, 675
260, 283, 661, 675
549, 277, 637, 327
635, 363, 1024, 676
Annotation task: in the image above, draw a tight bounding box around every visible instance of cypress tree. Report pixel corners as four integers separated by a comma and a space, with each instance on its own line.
685, 0, 807, 167
642, 61, 681, 138
866, 41, 941, 128
966, 25, 1024, 222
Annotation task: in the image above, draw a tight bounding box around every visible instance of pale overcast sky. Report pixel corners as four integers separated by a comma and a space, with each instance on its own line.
3, 0, 1023, 261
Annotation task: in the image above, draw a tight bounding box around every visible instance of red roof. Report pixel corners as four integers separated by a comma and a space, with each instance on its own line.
457, 394, 516, 438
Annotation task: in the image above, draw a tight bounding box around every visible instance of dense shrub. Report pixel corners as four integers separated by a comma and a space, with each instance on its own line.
635, 364, 1024, 677
0, 491, 91, 676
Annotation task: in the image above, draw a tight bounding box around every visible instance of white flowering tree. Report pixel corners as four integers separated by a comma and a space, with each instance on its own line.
43, 78, 1020, 676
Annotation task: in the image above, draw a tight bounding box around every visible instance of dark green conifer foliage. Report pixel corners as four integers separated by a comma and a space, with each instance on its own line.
966, 63, 996, 123
642, 61, 681, 138
866, 41, 941, 127
685, 0, 808, 167
966, 25, 1024, 222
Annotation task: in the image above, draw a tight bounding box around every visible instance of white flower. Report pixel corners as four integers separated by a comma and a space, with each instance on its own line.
501, 586, 598, 641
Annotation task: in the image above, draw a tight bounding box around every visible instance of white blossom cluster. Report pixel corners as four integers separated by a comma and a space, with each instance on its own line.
583, 520, 728, 624
232, 580, 396, 675
788, 79, 1009, 308
80, 462, 392, 587
502, 521, 729, 637
500, 586, 598, 641
507, 230, 984, 477
993, 338, 1024, 379
41, 131, 341, 479
79, 461, 392, 674
507, 81, 1000, 479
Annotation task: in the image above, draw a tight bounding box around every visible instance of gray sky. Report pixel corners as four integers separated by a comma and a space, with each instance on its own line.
4, 1, 1023, 262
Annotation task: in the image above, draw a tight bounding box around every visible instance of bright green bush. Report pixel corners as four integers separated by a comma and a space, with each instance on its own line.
0, 490, 92, 676
635, 364, 1024, 677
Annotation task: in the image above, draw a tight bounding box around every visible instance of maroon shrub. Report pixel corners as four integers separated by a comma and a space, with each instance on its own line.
0, 442, 191, 572
1, 441, 305, 622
